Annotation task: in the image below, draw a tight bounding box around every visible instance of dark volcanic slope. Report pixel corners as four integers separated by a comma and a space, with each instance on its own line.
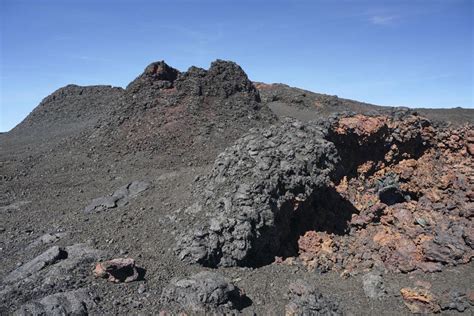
256, 82, 384, 119
1, 60, 473, 315
0, 85, 125, 186
256, 82, 474, 125
12, 85, 124, 138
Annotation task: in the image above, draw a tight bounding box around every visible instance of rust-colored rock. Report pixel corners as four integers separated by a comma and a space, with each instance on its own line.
295, 114, 473, 274
93, 258, 140, 283
401, 287, 440, 314
336, 115, 387, 137
467, 143, 474, 156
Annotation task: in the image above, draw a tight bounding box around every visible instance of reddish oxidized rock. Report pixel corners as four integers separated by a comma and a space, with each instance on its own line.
467, 143, 474, 156
400, 287, 441, 314
336, 115, 387, 137
296, 115, 473, 274
93, 258, 139, 283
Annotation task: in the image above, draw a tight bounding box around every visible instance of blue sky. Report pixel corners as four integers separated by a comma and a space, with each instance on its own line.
1, 0, 472, 132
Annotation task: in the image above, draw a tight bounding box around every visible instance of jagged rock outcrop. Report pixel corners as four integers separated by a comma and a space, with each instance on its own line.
298, 113, 473, 274
1, 244, 106, 312
176, 60, 259, 99
175, 118, 339, 267
14, 290, 92, 316
92, 60, 276, 165
176, 111, 473, 272
3, 246, 67, 284
83, 180, 151, 213
127, 61, 180, 92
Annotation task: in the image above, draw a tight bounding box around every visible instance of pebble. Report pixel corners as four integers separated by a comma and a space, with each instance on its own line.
138, 283, 146, 294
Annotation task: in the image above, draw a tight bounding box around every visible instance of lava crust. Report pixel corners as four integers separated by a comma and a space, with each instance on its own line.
176, 112, 473, 273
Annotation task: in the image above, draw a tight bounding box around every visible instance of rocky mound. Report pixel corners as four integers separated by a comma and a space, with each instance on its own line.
176, 112, 473, 273
305, 114, 473, 274
12, 85, 124, 135
6, 60, 276, 168
175, 118, 338, 267
89, 60, 276, 166
1, 243, 106, 312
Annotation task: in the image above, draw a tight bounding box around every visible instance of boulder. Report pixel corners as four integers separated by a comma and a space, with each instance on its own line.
4, 246, 67, 284
160, 271, 245, 312
362, 271, 387, 299
400, 287, 440, 314
83, 181, 150, 213
285, 280, 341, 316
93, 258, 140, 283
14, 290, 91, 316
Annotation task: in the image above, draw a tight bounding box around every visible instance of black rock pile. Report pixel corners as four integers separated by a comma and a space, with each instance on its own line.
175, 118, 339, 267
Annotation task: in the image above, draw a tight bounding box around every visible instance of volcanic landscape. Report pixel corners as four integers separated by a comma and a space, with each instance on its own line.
1, 60, 473, 315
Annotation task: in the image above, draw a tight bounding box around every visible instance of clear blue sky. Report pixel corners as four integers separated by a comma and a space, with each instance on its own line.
1, 0, 473, 132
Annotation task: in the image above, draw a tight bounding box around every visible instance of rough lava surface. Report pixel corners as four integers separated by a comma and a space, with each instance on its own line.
92, 60, 276, 166
177, 112, 473, 274
176, 118, 339, 267
1, 59, 473, 315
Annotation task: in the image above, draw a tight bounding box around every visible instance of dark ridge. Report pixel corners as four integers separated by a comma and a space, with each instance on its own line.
256, 82, 474, 125
12, 84, 124, 133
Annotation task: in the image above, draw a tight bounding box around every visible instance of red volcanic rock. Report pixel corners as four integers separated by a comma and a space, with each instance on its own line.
401, 287, 441, 314
295, 114, 473, 274
176, 110, 472, 274
93, 258, 140, 283
335, 114, 387, 139
467, 143, 474, 156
